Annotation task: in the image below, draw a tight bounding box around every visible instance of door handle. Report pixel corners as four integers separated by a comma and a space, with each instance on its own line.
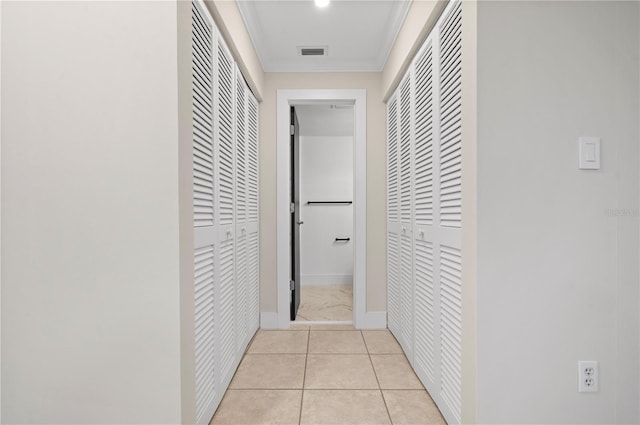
297, 221, 304, 225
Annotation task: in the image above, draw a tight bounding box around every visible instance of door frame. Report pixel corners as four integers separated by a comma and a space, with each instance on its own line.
276, 89, 367, 329
289, 106, 300, 321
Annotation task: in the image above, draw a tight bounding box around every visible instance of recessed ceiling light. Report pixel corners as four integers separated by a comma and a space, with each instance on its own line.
314, 0, 330, 8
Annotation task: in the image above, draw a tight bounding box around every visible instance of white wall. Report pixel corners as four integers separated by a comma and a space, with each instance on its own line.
1, 2, 183, 423
476, 1, 639, 423
300, 136, 354, 285
460, 1, 478, 423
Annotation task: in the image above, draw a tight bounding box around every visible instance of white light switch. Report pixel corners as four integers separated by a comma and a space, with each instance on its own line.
579, 137, 600, 170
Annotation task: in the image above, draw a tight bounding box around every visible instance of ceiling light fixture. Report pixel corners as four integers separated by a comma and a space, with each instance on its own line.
314, 0, 330, 8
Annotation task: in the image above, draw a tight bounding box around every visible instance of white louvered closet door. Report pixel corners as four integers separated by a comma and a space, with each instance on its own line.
214, 30, 236, 392
191, 2, 217, 424
234, 65, 248, 356
437, 1, 462, 423
398, 74, 415, 362
412, 36, 440, 399
385, 1, 462, 424
246, 92, 260, 335
386, 95, 401, 338
233, 66, 259, 353
192, 2, 260, 423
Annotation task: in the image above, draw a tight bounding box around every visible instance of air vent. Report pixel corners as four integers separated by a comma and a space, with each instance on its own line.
297, 46, 328, 56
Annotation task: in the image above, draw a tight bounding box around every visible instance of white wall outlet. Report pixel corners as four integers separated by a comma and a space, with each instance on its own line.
578, 361, 599, 392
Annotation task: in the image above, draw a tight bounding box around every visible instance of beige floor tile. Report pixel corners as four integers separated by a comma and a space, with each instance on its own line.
247, 330, 308, 354
309, 324, 356, 330
288, 323, 311, 330
300, 390, 391, 425
296, 284, 353, 321
362, 330, 403, 354
370, 355, 424, 389
210, 389, 302, 425
383, 390, 446, 425
308, 330, 367, 353
304, 354, 378, 389
230, 354, 306, 389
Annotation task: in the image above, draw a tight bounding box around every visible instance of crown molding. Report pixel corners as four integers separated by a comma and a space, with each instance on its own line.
236, 0, 412, 73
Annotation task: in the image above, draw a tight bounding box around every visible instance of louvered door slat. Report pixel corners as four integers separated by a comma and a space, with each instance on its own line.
398, 73, 414, 358
246, 90, 260, 336
235, 70, 247, 224
218, 238, 235, 379
192, 4, 211, 45
400, 232, 414, 358
414, 42, 434, 226
414, 240, 435, 381
439, 0, 462, 229
216, 42, 234, 226
247, 230, 259, 332
194, 245, 215, 422
192, 0, 214, 229
247, 96, 259, 223
234, 66, 248, 353
387, 98, 399, 223
192, 45, 211, 72
235, 231, 247, 351
386, 94, 400, 338
214, 30, 237, 398
399, 77, 412, 225
387, 231, 401, 335
440, 244, 462, 424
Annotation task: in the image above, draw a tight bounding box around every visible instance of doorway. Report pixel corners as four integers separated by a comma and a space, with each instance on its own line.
276, 89, 368, 329
290, 104, 355, 322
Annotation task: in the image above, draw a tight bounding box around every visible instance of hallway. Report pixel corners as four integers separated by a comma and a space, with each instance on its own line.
211, 327, 446, 425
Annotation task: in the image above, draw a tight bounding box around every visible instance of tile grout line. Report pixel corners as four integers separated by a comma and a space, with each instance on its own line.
364, 330, 394, 425
298, 327, 311, 425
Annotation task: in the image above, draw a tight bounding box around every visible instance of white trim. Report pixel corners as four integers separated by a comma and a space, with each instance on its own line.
236, 2, 410, 73
301, 274, 353, 286
375, 1, 412, 73
260, 312, 280, 330
235, 0, 269, 75
277, 89, 368, 330
360, 312, 388, 329
293, 320, 353, 326
0, 0, 3, 417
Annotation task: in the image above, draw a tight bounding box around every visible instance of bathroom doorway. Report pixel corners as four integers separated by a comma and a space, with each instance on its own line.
291, 104, 354, 322
276, 89, 368, 329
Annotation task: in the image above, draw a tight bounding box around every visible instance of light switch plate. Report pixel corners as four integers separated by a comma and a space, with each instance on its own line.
579, 137, 601, 170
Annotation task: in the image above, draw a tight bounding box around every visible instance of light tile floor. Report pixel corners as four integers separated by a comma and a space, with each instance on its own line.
295, 284, 353, 321
211, 326, 446, 425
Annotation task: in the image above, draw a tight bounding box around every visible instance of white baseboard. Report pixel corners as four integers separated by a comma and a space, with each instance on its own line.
358, 311, 387, 329
260, 312, 281, 329
265, 311, 386, 330
301, 274, 353, 286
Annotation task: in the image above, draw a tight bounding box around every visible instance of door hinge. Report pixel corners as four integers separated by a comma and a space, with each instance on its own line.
290, 202, 295, 214
290, 124, 295, 136
289, 280, 295, 291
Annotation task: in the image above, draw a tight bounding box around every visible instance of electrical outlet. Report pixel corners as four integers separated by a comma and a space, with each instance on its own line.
578, 361, 599, 393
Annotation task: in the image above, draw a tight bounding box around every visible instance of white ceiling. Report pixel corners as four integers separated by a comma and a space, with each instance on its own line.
236, 0, 412, 72
296, 105, 354, 137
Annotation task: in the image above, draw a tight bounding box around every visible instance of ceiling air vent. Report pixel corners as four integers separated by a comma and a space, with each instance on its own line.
298, 46, 328, 57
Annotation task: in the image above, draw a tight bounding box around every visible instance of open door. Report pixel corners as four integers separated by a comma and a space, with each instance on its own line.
290, 106, 301, 320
